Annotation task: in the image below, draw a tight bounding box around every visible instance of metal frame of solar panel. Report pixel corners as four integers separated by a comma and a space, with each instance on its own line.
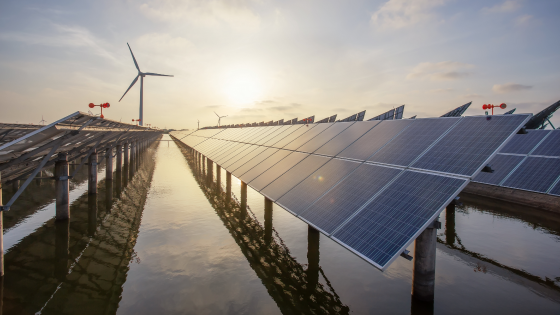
472, 129, 560, 196
170, 113, 531, 271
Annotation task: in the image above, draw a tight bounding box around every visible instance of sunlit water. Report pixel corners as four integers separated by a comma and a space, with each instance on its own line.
1, 135, 559, 314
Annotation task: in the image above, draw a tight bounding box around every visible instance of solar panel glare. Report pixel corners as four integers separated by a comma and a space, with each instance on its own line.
250, 152, 309, 190
314, 121, 380, 157
297, 123, 353, 153
283, 123, 332, 150
232, 148, 280, 177
238, 149, 293, 183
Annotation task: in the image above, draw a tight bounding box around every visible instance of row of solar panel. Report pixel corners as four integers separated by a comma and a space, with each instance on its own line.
171, 114, 529, 270
473, 129, 560, 196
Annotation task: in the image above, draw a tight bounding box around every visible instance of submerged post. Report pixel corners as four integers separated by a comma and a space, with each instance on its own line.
412, 223, 438, 302
226, 172, 232, 202
216, 165, 222, 192
105, 147, 113, 181
55, 152, 70, 220
240, 181, 247, 216
116, 144, 123, 172
264, 198, 273, 244
88, 194, 97, 237
54, 220, 70, 281
88, 149, 97, 194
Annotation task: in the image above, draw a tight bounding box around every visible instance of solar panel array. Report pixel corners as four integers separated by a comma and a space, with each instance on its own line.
368, 105, 405, 121
339, 110, 366, 122
440, 102, 472, 117
473, 129, 560, 196
171, 114, 530, 270
316, 114, 337, 123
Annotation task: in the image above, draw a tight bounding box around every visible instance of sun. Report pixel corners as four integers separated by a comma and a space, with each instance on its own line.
223, 68, 263, 106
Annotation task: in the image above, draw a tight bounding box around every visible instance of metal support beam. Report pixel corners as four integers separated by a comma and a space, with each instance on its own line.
116, 144, 123, 172
412, 223, 438, 302
105, 148, 113, 181
226, 171, 232, 202
88, 149, 98, 194
124, 143, 129, 166
216, 165, 221, 192
240, 181, 247, 217
55, 153, 70, 220
446, 204, 455, 245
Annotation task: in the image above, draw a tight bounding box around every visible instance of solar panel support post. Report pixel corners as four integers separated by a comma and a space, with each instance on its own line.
307, 226, 320, 292
226, 172, 232, 203
105, 148, 113, 181
412, 223, 438, 302
88, 193, 97, 237
55, 152, 70, 221
116, 145, 123, 172
264, 198, 273, 244
240, 181, 247, 217
88, 149, 98, 195
445, 204, 456, 246
216, 165, 221, 193
124, 143, 129, 166
54, 219, 70, 281
12, 180, 18, 192
0, 173, 3, 276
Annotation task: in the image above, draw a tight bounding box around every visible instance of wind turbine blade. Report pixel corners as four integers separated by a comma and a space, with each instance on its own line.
119, 75, 139, 101
127, 43, 141, 71
143, 72, 174, 77
214, 112, 220, 117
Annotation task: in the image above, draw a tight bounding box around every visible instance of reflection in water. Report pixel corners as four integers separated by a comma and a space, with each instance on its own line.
177, 143, 351, 315
2, 143, 157, 314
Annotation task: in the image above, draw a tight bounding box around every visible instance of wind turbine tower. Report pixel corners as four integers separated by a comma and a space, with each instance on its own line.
119, 43, 173, 126
39, 115, 47, 125
214, 112, 227, 127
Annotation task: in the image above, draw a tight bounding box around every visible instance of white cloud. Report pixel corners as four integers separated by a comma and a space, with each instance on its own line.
481, 0, 521, 13
515, 14, 534, 25
407, 61, 474, 81
492, 83, 532, 93
139, 0, 261, 30
371, 0, 447, 30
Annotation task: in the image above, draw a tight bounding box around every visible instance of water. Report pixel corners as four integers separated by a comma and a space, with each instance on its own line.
1, 135, 559, 314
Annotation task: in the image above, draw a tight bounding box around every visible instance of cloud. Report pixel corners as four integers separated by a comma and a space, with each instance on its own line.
430, 88, 453, 94
407, 61, 473, 81
492, 83, 532, 93
461, 93, 483, 99
516, 14, 534, 25
371, 0, 447, 29
139, 0, 261, 30
481, 1, 521, 13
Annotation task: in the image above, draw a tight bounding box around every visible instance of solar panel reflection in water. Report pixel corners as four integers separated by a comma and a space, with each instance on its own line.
338, 119, 413, 161
283, 123, 332, 151
300, 164, 402, 234
369, 118, 458, 167
297, 123, 353, 153
499, 130, 550, 155
271, 125, 316, 148
412, 115, 530, 177
501, 156, 560, 193
232, 148, 280, 177
260, 154, 330, 200
333, 171, 467, 269
238, 149, 293, 183
531, 130, 560, 157
250, 152, 309, 191
277, 158, 361, 215
472, 154, 525, 185
314, 121, 380, 157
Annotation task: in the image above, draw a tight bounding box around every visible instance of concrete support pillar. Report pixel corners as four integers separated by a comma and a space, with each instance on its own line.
88, 149, 98, 195
216, 165, 221, 192
307, 225, 320, 292
88, 194, 97, 237
412, 225, 437, 302
226, 172, 232, 199
0, 173, 3, 276
240, 181, 247, 217
124, 143, 129, 166
105, 147, 113, 181
207, 158, 213, 185
446, 204, 455, 246
105, 178, 113, 212
55, 153, 70, 220
54, 220, 70, 281
264, 198, 273, 244
115, 165, 122, 199
116, 144, 123, 172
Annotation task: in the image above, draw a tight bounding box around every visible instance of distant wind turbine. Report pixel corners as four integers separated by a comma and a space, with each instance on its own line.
214, 112, 227, 127
39, 115, 47, 125
197, 119, 200, 130
119, 43, 173, 126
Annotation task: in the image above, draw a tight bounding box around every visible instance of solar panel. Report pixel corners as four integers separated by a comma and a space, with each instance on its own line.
297, 123, 354, 153
368, 109, 395, 121
549, 180, 560, 196
271, 124, 316, 148
225, 146, 268, 171
472, 154, 525, 185
314, 121, 380, 157
412, 115, 529, 177
531, 130, 560, 157
238, 149, 293, 183
221, 145, 260, 169
369, 118, 458, 167
440, 102, 471, 117
276, 158, 361, 215
394, 105, 405, 119
232, 148, 280, 177
338, 119, 413, 161
329, 114, 338, 123
356, 110, 366, 121
260, 154, 330, 200
499, 130, 550, 155
282, 124, 332, 151
250, 152, 309, 190
501, 156, 560, 193
503, 108, 516, 115
254, 126, 286, 145
208, 141, 244, 162
332, 170, 467, 269
214, 143, 251, 165
300, 164, 402, 235
261, 125, 298, 146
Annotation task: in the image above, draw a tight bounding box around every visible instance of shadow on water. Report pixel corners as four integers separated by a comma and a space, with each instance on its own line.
2, 143, 158, 315
176, 142, 351, 315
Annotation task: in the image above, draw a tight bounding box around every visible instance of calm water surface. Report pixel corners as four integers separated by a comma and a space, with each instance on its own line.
2, 135, 559, 314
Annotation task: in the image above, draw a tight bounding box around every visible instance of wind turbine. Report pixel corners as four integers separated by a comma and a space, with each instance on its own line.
197, 119, 200, 130
214, 112, 227, 127
119, 43, 173, 126
39, 115, 47, 125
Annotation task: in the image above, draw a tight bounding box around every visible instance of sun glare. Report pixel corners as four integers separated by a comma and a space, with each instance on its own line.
223, 68, 263, 106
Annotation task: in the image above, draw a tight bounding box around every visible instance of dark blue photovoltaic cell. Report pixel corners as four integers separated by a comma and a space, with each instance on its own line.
501, 156, 560, 193
338, 120, 413, 161
549, 181, 560, 196
208, 141, 242, 161
369, 118, 458, 166
238, 149, 293, 183
412, 115, 529, 177
250, 152, 309, 190
333, 171, 466, 269
300, 164, 402, 234
260, 154, 330, 200
499, 130, 550, 155
472, 154, 525, 185
531, 130, 560, 157
271, 125, 317, 148
277, 158, 361, 215
314, 122, 380, 157
297, 123, 353, 153
282, 124, 332, 150
232, 148, 280, 177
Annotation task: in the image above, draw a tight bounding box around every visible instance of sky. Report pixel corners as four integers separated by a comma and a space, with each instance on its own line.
1, 0, 559, 130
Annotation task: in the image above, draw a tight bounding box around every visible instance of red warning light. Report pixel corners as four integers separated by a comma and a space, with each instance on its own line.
88, 102, 110, 119
482, 103, 506, 115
